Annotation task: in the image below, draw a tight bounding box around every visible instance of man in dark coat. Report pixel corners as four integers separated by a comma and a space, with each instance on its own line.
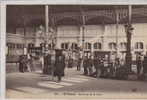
136, 56, 142, 75
77, 58, 81, 71
62, 55, 66, 76
92, 57, 101, 77
100, 58, 104, 76
143, 56, 147, 74
19, 55, 27, 73
68, 57, 73, 68
83, 56, 88, 75
54, 55, 65, 82
47, 54, 52, 74
43, 53, 52, 74
87, 56, 93, 76
19, 55, 24, 72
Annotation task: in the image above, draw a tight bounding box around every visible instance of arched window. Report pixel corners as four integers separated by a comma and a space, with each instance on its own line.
61, 43, 64, 49
7, 43, 11, 49
9, 43, 15, 49
94, 42, 102, 49
120, 42, 127, 49
28, 43, 34, 48
71, 43, 78, 50
85, 42, 91, 50
16, 44, 22, 49
61, 43, 69, 50
109, 42, 116, 50
135, 42, 144, 49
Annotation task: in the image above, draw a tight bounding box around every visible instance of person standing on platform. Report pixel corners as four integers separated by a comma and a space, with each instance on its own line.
26, 53, 31, 72
136, 56, 142, 75
77, 57, 81, 71
68, 56, 73, 68
50, 51, 56, 80
54, 55, 65, 82
43, 53, 48, 74
43, 53, 52, 74
88, 56, 93, 76
19, 55, 27, 73
47, 53, 52, 75
83, 56, 88, 75
19, 55, 24, 72
100, 58, 104, 76
23, 55, 28, 72
62, 55, 66, 76
27, 54, 34, 72
93, 57, 101, 78
143, 56, 147, 76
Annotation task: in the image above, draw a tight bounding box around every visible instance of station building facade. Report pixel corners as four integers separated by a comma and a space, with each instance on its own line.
6, 5, 147, 61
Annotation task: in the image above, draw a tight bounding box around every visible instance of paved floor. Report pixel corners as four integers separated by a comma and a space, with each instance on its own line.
6, 67, 147, 99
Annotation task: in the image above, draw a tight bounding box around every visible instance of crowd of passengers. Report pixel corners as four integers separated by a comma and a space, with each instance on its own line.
18, 52, 147, 82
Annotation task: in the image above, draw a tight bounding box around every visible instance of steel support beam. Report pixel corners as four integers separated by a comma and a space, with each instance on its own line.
125, 5, 133, 73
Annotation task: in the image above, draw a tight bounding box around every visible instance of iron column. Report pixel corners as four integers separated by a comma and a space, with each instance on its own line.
125, 5, 134, 73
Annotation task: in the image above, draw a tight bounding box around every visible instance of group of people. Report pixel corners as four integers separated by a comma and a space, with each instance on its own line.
19, 51, 147, 82
136, 55, 147, 77
77, 55, 147, 79
43, 53, 66, 82
81, 56, 111, 78
19, 54, 35, 73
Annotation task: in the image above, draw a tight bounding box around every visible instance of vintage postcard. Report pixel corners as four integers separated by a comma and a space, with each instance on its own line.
1, 0, 147, 100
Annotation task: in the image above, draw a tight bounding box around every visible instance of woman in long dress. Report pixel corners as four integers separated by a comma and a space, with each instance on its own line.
54, 55, 65, 82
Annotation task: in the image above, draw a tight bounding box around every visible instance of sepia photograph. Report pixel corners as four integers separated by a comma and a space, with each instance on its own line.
4, 4, 147, 99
